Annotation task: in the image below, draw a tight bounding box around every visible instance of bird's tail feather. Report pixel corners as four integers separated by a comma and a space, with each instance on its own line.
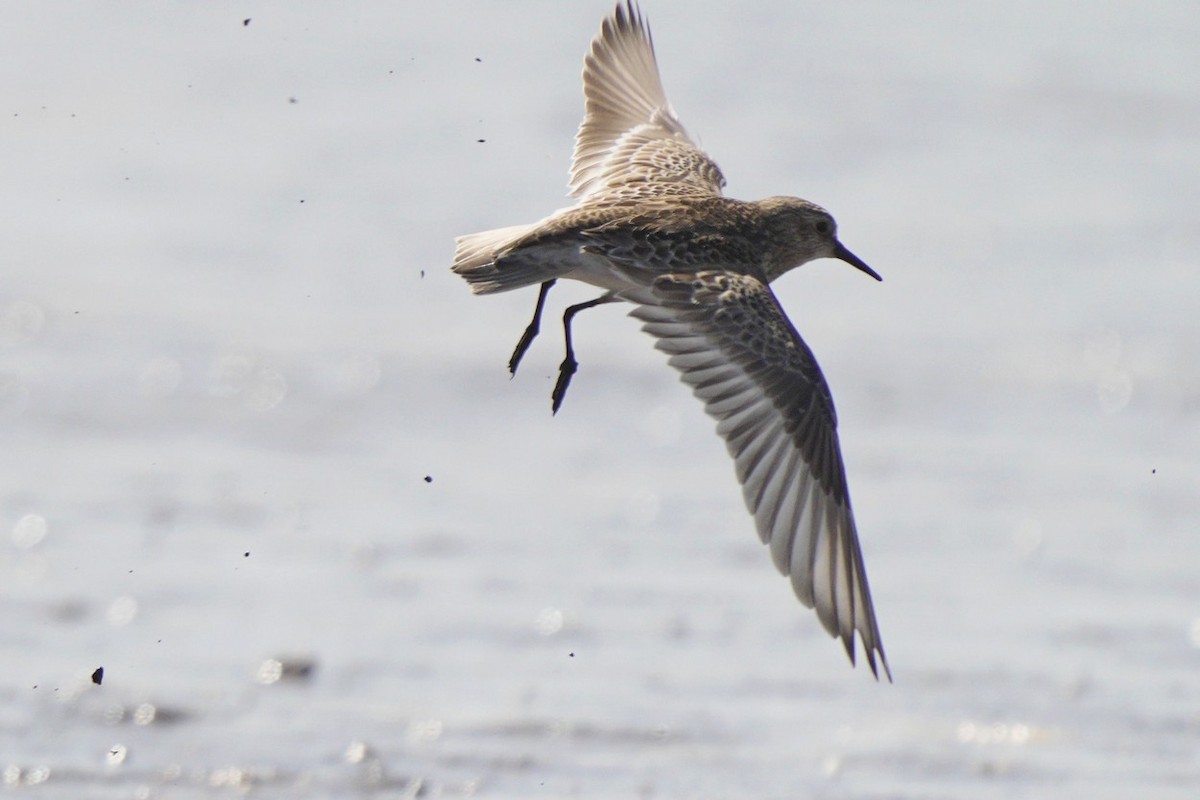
452, 224, 540, 295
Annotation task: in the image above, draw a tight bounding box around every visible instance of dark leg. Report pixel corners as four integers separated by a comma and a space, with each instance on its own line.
508, 280, 556, 376
551, 293, 615, 415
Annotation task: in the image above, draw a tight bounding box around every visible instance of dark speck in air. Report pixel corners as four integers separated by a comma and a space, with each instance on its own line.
243, 18, 251, 27
475, 57, 482, 62
244, 551, 250, 558
420, 270, 425, 278
288, 97, 298, 104
92, 667, 104, 685
423, 475, 433, 484
477, 139, 486, 143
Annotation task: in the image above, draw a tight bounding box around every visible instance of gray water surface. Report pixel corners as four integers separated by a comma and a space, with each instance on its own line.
3, 2, 1198, 797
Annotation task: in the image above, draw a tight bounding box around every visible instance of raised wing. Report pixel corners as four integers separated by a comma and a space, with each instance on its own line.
570, 2, 726, 201
629, 271, 890, 680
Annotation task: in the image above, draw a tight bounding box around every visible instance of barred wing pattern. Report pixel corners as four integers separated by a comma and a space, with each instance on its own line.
570, 1, 726, 200
630, 271, 890, 680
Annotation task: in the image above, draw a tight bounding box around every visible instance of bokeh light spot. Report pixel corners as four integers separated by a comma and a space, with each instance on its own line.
12, 513, 47, 549
106, 596, 138, 626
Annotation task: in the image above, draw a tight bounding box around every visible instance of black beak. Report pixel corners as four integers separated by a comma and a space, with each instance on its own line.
833, 241, 882, 282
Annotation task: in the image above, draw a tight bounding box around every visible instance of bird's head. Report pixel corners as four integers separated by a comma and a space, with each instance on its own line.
758, 196, 881, 283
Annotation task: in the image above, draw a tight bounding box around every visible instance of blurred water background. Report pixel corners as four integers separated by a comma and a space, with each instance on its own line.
2, 2, 1198, 797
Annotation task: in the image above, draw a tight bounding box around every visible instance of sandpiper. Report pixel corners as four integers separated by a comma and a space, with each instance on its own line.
452, 2, 889, 680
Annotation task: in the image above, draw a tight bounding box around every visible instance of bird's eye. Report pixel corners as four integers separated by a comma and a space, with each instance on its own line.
815, 220, 831, 234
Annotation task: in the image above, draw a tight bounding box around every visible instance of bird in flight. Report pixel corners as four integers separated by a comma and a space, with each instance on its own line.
452, 2, 889, 680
